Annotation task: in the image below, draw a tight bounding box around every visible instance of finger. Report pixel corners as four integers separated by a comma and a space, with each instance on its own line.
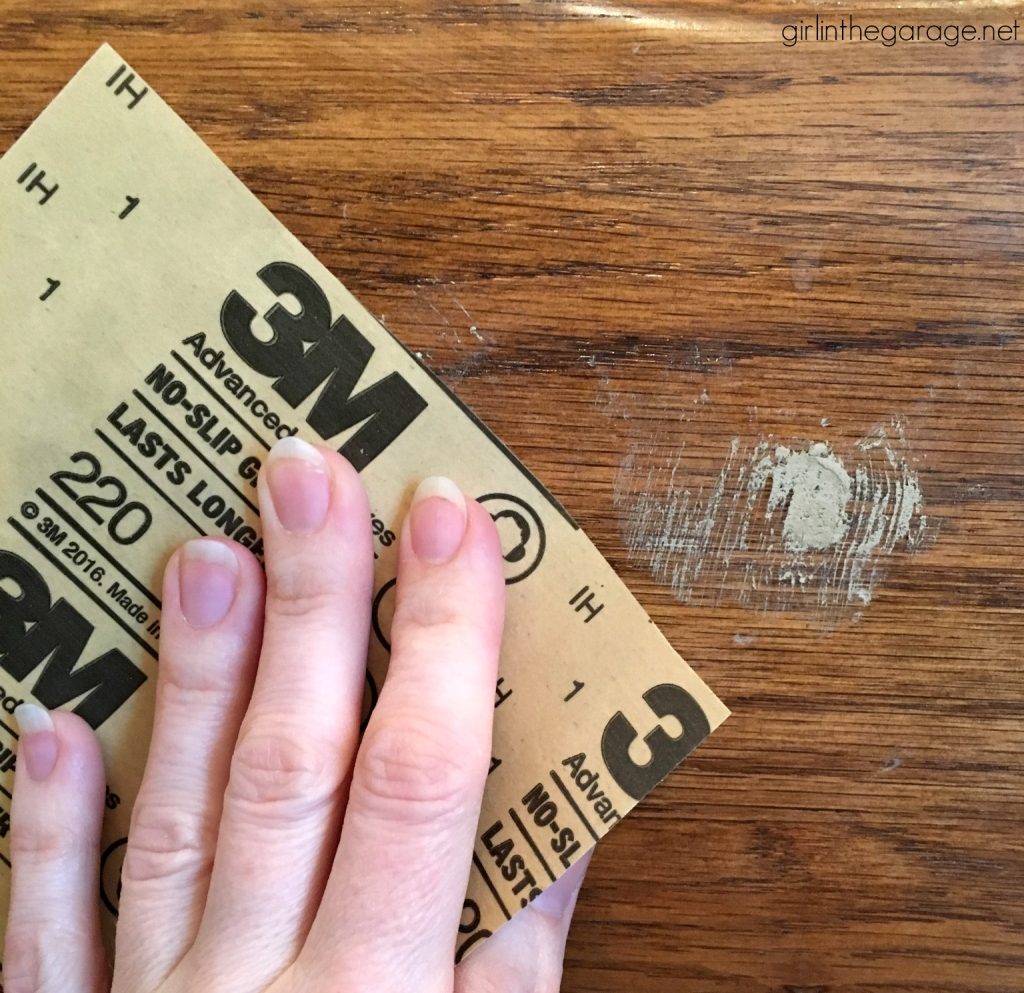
299, 477, 505, 991
4, 705, 107, 993
112, 538, 265, 992
454, 851, 592, 993
193, 438, 373, 986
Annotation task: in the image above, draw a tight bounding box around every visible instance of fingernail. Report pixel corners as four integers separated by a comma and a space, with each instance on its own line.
179, 539, 239, 628
13, 704, 59, 782
265, 437, 331, 535
409, 476, 467, 564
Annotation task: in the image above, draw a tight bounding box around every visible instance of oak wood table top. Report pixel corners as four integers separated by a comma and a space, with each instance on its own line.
2, 3, 1021, 991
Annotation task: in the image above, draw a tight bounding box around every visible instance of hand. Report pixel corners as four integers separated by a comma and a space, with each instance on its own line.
4, 438, 589, 993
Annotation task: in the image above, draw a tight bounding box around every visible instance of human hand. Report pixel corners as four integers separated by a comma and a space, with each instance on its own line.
3, 438, 590, 993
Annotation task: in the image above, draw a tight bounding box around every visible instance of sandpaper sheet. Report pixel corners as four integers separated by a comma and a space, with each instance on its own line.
0, 45, 729, 960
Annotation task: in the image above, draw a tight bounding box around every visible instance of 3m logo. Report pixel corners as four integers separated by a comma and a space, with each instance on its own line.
222, 262, 427, 470
0, 551, 146, 727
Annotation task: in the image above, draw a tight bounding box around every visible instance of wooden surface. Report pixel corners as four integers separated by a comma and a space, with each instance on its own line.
2, 3, 1022, 991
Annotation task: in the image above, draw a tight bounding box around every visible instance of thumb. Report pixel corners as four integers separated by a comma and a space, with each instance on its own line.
455, 851, 592, 993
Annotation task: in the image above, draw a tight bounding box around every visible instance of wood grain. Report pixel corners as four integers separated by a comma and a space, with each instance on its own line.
2, 3, 1022, 991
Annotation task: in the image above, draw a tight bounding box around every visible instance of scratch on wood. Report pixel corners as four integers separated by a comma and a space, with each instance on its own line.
614, 418, 930, 616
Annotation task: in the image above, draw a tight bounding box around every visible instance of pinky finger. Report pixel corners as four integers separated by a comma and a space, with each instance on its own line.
3, 705, 107, 993
455, 851, 592, 993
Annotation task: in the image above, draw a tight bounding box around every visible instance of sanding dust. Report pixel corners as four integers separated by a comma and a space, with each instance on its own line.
615, 420, 929, 614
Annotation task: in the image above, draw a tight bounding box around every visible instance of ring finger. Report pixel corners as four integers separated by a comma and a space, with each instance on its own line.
112, 538, 265, 993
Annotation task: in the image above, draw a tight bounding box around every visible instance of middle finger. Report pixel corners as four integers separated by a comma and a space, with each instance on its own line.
191, 439, 373, 987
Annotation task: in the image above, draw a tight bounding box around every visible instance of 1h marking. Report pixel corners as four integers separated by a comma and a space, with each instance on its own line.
569, 585, 604, 623
105, 64, 148, 109
17, 163, 58, 205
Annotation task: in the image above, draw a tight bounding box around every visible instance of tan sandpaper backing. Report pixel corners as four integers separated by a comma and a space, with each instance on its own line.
0, 46, 728, 961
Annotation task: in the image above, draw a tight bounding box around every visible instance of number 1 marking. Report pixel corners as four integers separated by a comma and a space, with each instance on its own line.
119, 196, 139, 219
40, 278, 60, 301
564, 680, 584, 702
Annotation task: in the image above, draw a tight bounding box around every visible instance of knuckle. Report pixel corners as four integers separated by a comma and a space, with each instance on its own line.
353, 717, 482, 825
122, 801, 212, 887
265, 568, 344, 624
394, 583, 465, 634
10, 820, 81, 864
159, 638, 249, 697
228, 726, 341, 814
3, 925, 43, 993
4, 923, 99, 993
